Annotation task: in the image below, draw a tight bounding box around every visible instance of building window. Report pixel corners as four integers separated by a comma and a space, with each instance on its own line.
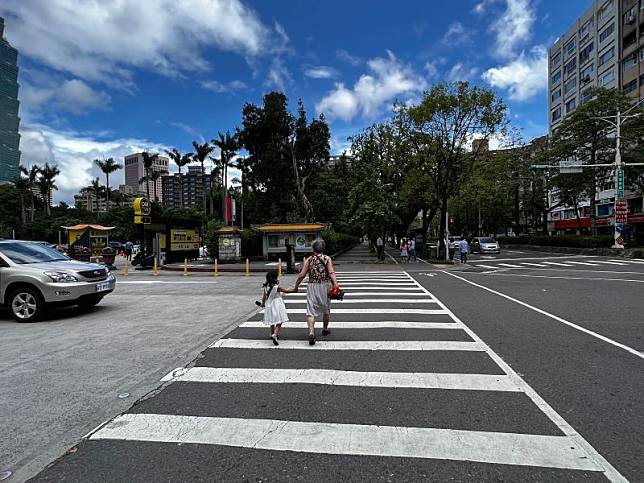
551, 69, 562, 84
564, 76, 577, 95
551, 51, 562, 67
581, 88, 593, 104
624, 79, 638, 93
565, 98, 577, 113
624, 30, 637, 49
551, 89, 562, 102
579, 42, 594, 64
580, 19, 594, 41
565, 38, 576, 58
599, 22, 615, 42
598, 46, 615, 66
640, 48, 644, 61
552, 107, 562, 122
640, 73, 644, 86
580, 63, 594, 85
624, 6, 637, 25
598, 1, 614, 23
599, 68, 615, 86
564, 57, 577, 77
628, 197, 643, 214
624, 52, 637, 71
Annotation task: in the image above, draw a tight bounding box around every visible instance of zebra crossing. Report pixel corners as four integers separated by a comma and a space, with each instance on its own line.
470, 257, 644, 271
50, 270, 623, 481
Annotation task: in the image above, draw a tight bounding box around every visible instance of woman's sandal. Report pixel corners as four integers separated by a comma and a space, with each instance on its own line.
271, 335, 279, 346
322, 329, 331, 336
308, 334, 316, 345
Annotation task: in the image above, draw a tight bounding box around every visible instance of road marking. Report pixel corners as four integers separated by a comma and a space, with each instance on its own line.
90, 413, 604, 472
498, 263, 523, 268
609, 259, 644, 264
541, 262, 574, 267
407, 272, 629, 481
566, 261, 600, 266
302, 282, 417, 286
443, 271, 644, 361
335, 271, 405, 274
469, 271, 644, 284
264, 308, 447, 315
117, 281, 220, 284
470, 255, 590, 263
298, 286, 424, 292
471, 264, 497, 269
520, 263, 548, 268
287, 292, 429, 297
594, 261, 628, 266
211, 339, 482, 351
240, 321, 461, 329
284, 299, 438, 305
164, 367, 521, 392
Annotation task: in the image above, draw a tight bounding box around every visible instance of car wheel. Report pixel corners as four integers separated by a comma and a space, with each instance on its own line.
9, 287, 44, 322
78, 297, 103, 308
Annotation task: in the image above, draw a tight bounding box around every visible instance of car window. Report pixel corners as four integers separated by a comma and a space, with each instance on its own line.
0, 242, 70, 264
480, 237, 494, 243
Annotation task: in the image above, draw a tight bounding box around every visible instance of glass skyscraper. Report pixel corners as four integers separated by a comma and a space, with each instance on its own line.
0, 17, 21, 183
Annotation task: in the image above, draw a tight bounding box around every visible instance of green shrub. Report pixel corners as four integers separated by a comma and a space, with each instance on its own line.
322, 230, 359, 255
241, 229, 263, 257
504, 234, 614, 248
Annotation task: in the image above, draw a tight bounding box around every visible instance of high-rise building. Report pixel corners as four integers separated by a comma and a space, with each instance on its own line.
123, 152, 169, 203
161, 165, 211, 209
0, 17, 21, 183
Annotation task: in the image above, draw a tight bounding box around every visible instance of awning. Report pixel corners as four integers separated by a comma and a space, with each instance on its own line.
61, 224, 115, 231
255, 223, 326, 233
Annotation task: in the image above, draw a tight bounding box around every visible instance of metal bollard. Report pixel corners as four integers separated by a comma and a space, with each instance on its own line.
124, 258, 129, 276
214, 258, 219, 277
245, 258, 250, 277
278, 258, 282, 278
182, 258, 188, 277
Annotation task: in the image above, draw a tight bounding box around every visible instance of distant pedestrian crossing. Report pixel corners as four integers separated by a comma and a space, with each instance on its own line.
54, 270, 623, 480
469, 256, 644, 271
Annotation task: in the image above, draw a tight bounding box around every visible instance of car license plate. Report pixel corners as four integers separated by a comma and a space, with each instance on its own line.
96, 281, 111, 292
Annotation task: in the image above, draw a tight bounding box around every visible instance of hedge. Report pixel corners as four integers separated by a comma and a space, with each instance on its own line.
502, 234, 614, 248
322, 230, 360, 255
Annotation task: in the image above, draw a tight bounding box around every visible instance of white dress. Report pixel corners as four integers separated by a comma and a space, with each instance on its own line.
262, 284, 289, 326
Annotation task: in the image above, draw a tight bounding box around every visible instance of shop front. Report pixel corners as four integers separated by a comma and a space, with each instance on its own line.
62, 224, 114, 263
255, 223, 326, 260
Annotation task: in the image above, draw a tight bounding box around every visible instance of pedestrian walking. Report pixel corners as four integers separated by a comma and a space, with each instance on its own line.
376, 236, 384, 261
260, 270, 296, 346
294, 239, 339, 345
448, 237, 456, 261
459, 237, 469, 264
124, 240, 133, 261
408, 238, 416, 262
400, 240, 408, 264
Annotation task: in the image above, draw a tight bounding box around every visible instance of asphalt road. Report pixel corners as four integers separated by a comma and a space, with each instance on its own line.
27, 246, 643, 482
0, 269, 262, 482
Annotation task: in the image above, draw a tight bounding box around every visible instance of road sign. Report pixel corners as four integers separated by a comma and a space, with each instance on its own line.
529, 164, 550, 170
615, 199, 628, 224
616, 170, 625, 198
560, 158, 583, 174
133, 197, 151, 216
134, 215, 151, 224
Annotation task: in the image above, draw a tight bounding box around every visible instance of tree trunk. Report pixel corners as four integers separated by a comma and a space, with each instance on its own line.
439, 194, 448, 259
106, 173, 110, 211
290, 146, 313, 222
514, 185, 520, 235
20, 194, 26, 226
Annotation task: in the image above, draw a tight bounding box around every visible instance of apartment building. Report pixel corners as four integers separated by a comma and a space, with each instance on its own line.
547, 0, 644, 240
123, 153, 169, 203
161, 165, 211, 209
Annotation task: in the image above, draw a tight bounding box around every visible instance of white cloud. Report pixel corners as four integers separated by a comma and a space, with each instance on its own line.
316, 51, 425, 121
303, 66, 338, 79
0, 0, 272, 89
482, 46, 548, 101
424, 58, 446, 80
265, 57, 292, 91
19, 124, 170, 204
447, 63, 479, 82
274, 21, 290, 44
22, 78, 111, 115
168, 122, 205, 143
473, 0, 497, 14
336, 49, 362, 67
443, 22, 470, 45
200, 79, 248, 93
491, 0, 536, 59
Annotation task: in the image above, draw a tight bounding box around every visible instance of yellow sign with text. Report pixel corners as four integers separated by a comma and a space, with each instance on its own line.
133, 197, 151, 216
170, 229, 199, 251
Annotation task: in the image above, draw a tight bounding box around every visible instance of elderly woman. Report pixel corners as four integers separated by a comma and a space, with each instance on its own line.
294, 239, 339, 345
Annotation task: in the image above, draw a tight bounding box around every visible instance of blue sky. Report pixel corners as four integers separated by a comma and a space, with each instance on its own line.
1, 0, 589, 203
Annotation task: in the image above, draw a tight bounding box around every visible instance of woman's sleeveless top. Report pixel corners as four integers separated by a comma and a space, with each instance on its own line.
308, 254, 329, 283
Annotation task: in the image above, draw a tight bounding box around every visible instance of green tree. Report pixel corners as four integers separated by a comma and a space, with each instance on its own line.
38, 163, 60, 216
212, 131, 238, 223
95, 157, 122, 210
191, 141, 213, 211
166, 148, 193, 208
20, 164, 40, 221
13, 174, 30, 226
141, 152, 159, 200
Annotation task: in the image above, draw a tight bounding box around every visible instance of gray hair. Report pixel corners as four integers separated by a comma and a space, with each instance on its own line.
312, 239, 326, 254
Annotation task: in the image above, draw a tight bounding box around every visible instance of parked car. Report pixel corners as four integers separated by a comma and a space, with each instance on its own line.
471, 236, 501, 254
108, 241, 123, 250
0, 240, 116, 322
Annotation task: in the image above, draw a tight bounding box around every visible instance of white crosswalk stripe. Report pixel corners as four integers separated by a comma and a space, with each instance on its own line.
85, 266, 624, 480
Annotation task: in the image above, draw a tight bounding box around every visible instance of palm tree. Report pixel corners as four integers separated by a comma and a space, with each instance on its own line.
141, 152, 159, 200
191, 141, 213, 211
13, 175, 30, 226
146, 170, 166, 202
20, 164, 40, 221
95, 157, 122, 210
166, 148, 193, 208
212, 132, 238, 223
232, 156, 250, 229
38, 163, 60, 216
90, 177, 103, 211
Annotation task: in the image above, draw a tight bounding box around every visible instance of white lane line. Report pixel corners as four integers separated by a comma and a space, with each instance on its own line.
166, 367, 521, 392
469, 255, 590, 263
335, 271, 406, 274
497, 263, 523, 268
298, 287, 425, 292
240, 321, 461, 329
594, 260, 628, 266
407, 272, 628, 481
284, 299, 438, 305
117, 281, 220, 284
443, 271, 644, 362
302, 282, 417, 286
90, 413, 603, 472
615, 259, 644, 264
541, 262, 574, 267
469, 271, 644, 284
469, 264, 497, 269
385, 250, 400, 264
520, 263, 548, 268
287, 292, 429, 297
262, 308, 447, 315
211, 339, 482, 351
566, 261, 600, 266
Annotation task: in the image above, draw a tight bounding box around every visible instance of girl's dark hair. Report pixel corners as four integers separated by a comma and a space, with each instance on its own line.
263, 270, 279, 288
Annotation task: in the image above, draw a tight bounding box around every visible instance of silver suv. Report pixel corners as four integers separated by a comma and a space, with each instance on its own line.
0, 240, 116, 322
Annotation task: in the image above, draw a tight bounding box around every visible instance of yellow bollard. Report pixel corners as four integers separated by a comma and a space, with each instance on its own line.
182, 258, 188, 277
245, 258, 250, 277
153, 257, 159, 276
213, 258, 219, 277
277, 258, 282, 278
123, 258, 129, 276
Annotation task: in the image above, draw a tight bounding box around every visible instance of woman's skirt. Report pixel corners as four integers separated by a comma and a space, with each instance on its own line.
306, 281, 331, 317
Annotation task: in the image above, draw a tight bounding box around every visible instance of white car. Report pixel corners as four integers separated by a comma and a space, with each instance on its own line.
471, 237, 501, 254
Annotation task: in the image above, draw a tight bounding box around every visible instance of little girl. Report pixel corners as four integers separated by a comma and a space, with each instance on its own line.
261, 270, 295, 346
